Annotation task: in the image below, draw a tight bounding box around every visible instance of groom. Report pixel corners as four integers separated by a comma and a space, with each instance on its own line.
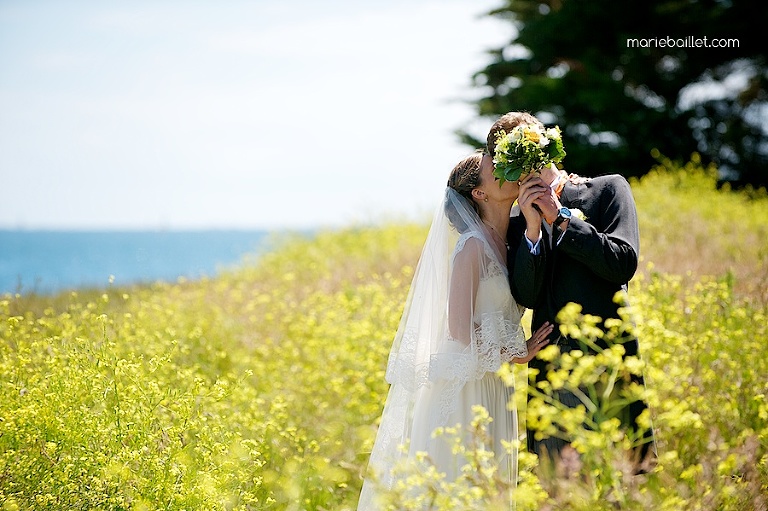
488, 111, 654, 464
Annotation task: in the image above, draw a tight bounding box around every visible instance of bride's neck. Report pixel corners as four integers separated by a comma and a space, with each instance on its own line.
480, 204, 511, 235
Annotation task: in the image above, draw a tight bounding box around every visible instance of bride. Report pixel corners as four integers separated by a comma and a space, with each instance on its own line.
357, 152, 553, 508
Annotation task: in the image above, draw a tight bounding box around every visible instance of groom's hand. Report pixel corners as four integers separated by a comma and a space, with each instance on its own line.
528, 180, 561, 225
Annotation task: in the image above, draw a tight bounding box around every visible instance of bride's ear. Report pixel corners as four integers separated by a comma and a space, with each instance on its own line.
471, 188, 485, 202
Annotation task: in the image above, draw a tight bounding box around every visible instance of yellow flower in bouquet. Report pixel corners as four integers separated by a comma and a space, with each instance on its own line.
492, 124, 566, 184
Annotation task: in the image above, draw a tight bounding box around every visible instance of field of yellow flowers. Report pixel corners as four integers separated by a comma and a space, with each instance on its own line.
1, 157, 767, 510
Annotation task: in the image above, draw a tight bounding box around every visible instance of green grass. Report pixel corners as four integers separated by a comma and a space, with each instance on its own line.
1, 156, 767, 510
633, 152, 768, 304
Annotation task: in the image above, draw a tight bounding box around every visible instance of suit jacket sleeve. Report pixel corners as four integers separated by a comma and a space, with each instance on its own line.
510, 236, 545, 308
558, 176, 639, 284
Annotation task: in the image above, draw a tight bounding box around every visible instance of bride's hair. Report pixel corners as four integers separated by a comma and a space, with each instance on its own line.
486, 111, 542, 155
446, 152, 483, 232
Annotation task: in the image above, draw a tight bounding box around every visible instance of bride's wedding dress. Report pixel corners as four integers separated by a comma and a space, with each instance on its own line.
357, 189, 527, 509
409, 233, 524, 479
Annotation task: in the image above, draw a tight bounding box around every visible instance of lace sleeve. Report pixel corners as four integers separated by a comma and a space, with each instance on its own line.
447, 235, 483, 345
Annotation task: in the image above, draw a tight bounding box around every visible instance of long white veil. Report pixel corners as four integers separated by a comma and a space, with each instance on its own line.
358, 188, 527, 508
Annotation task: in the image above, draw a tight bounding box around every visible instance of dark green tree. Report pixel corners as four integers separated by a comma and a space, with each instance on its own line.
461, 0, 767, 186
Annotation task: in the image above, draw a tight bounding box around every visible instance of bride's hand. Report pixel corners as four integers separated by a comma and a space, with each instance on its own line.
513, 322, 554, 364
518, 175, 547, 242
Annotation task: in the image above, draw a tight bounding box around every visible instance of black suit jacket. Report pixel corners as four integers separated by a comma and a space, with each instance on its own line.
506, 175, 653, 457
506, 174, 640, 356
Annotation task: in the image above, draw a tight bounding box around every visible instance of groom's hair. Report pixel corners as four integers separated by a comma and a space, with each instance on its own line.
486, 111, 542, 155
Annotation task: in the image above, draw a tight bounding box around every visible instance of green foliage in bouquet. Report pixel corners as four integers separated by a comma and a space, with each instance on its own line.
492, 124, 566, 184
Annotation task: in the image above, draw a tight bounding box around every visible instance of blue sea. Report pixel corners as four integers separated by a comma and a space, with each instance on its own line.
0, 230, 276, 295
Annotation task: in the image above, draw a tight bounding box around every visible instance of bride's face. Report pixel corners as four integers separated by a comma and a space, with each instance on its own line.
478, 154, 519, 202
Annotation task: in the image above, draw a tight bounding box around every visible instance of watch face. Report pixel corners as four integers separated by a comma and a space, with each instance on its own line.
560, 207, 571, 218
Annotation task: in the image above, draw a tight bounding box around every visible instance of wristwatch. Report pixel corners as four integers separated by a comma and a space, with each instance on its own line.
554, 207, 572, 226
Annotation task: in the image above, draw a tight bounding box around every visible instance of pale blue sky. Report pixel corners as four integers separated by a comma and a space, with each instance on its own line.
0, 0, 512, 230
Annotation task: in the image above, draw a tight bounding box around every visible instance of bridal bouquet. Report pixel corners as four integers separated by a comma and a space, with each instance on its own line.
492, 124, 566, 184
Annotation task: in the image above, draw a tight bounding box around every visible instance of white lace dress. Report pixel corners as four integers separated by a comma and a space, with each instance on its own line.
408, 270, 522, 480
358, 229, 527, 508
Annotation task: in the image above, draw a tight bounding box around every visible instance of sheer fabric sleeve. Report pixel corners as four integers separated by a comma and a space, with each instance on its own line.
447, 236, 483, 346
